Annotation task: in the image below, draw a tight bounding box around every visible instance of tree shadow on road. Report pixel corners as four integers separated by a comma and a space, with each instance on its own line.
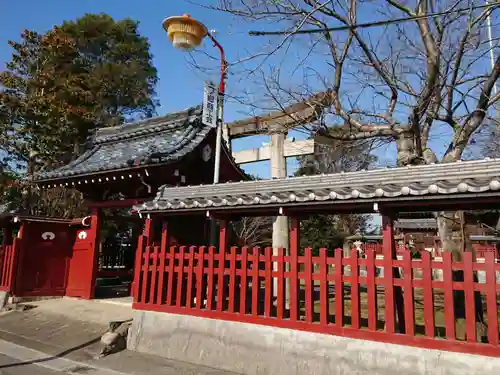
0, 336, 102, 370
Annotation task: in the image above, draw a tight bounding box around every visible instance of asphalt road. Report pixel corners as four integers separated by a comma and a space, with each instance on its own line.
0, 353, 60, 375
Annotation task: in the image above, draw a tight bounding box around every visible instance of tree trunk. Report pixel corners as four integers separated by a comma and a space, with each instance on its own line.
396, 141, 486, 340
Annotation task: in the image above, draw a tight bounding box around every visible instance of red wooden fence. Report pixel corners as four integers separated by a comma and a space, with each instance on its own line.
133, 237, 500, 357
0, 240, 18, 292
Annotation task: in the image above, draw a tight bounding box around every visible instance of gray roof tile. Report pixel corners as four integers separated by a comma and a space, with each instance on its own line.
34, 106, 209, 181
135, 158, 500, 213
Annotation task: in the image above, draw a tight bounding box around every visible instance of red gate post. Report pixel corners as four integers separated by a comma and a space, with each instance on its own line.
217, 219, 228, 311
382, 211, 405, 333
10, 222, 25, 296
156, 220, 168, 305
88, 207, 102, 299
289, 216, 300, 321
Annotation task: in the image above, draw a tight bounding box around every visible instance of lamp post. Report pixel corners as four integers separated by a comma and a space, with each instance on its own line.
162, 14, 227, 185
163, 14, 228, 247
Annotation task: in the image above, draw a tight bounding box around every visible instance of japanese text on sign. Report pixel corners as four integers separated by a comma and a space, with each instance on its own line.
202, 81, 218, 128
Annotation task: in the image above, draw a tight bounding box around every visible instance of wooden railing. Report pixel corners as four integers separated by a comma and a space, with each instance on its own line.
133, 238, 500, 357
0, 241, 18, 292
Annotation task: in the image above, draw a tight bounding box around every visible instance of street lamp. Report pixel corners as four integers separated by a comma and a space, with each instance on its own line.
162, 14, 227, 185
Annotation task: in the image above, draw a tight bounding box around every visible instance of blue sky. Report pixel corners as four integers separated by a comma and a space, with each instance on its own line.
1, 0, 298, 177
1, 1, 497, 178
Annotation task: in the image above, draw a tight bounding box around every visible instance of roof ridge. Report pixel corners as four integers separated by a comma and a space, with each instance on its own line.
167, 157, 500, 191
137, 157, 500, 213
94, 105, 203, 143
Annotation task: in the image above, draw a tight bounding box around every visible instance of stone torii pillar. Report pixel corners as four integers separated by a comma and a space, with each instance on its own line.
270, 127, 289, 302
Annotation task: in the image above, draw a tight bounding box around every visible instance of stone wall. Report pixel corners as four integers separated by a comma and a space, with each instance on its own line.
128, 311, 500, 375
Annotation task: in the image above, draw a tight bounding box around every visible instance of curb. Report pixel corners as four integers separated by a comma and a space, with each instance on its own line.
0, 338, 128, 375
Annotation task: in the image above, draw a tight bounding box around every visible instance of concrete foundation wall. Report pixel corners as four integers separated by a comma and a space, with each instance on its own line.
127, 310, 500, 375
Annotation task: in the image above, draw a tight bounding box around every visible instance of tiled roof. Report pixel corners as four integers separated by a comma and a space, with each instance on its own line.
394, 218, 438, 230
135, 158, 500, 213
33, 106, 209, 181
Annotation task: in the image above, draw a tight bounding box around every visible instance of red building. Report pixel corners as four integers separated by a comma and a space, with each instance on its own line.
1, 105, 246, 300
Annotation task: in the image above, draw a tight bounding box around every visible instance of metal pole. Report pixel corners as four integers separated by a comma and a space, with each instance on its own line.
207, 33, 227, 246
486, 0, 497, 97
207, 32, 227, 185
213, 93, 224, 184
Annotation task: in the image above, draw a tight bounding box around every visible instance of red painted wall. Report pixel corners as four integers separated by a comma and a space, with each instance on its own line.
15, 221, 74, 297
66, 210, 99, 299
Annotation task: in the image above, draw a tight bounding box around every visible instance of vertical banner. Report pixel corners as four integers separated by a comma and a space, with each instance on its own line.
202, 81, 219, 128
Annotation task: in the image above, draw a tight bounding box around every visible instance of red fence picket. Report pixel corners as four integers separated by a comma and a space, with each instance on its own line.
0, 244, 16, 291
133, 243, 500, 358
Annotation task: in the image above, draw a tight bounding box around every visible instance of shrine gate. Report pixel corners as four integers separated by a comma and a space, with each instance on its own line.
29, 105, 247, 299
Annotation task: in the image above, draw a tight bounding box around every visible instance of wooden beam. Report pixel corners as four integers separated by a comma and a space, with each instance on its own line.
233, 139, 315, 164
227, 91, 332, 138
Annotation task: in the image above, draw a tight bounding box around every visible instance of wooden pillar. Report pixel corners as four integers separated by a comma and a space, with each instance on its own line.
144, 216, 152, 246
217, 219, 228, 311
219, 219, 228, 253
289, 216, 300, 319
87, 207, 101, 299
9, 222, 24, 295
382, 212, 405, 333
156, 220, 168, 304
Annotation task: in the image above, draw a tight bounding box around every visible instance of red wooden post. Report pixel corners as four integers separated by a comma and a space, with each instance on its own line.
0, 223, 13, 290
217, 219, 228, 312
87, 208, 101, 299
277, 248, 284, 320
176, 246, 186, 307
148, 246, 160, 304
186, 246, 196, 308
366, 248, 377, 331
319, 248, 328, 326
144, 217, 152, 247
402, 251, 415, 336
350, 250, 360, 329
240, 247, 248, 315
264, 247, 272, 317
166, 246, 176, 305
290, 216, 300, 321
133, 216, 150, 302
206, 246, 215, 310
335, 248, 344, 327
229, 246, 237, 313
485, 251, 499, 345
463, 252, 476, 342
217, 248, 226, 311
442, 252, 455, 340
252, 247, 259, 316
5, 222, 22, 293
2, 245, 10, 290
382, 214, 396, 333
11, 223, 25, 294
196, 246, 205, 309
0, 245, 7, 288
141, 244, 151, 304
4, 237, 20, 293
304, 248, 313, 323
156, 221, 168, 305
421, 251, 435, 337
